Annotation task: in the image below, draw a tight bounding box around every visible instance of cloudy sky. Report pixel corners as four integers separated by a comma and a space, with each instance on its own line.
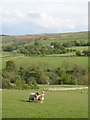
0, 0, 89, 35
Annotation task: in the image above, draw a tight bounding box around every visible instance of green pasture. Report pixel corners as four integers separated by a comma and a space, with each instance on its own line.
67, 46, 88, 51
1, 52, 24, 68
2, 53, 88, 69
2, 88, 88, 118
2, 52, 14, 57
47, 52, 75, 57
1, 32, 88, 118
2, 52, 24, 57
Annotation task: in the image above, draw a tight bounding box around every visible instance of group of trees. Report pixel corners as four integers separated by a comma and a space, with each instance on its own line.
2, 60, 88, 89
3, 40, 90, 56
2, 41, 69, 56
62, 41, 90, 47
51, 41, 90, 56
2, 43, 21, 52
2, 40, 90, 56
2, 61, 39, 89
76, 50, 90, 56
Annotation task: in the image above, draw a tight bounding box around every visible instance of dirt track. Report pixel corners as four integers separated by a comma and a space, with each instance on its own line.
45, 87, 88, 91
3, 56, 24, 61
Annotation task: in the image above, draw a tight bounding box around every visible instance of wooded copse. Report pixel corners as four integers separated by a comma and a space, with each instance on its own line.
2, 60, 88, 89
2, 40, 90, 56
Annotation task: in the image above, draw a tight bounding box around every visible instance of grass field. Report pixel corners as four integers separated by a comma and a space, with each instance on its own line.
2, 52, 14, 57
2, 53, 88, 69
2, 87, 88, 118
46, 52, 75, 57
67, 46, 88, 51
1, 31, 88, 118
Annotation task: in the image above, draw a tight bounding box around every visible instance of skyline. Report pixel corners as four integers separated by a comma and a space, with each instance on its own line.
0, 0, 88, 35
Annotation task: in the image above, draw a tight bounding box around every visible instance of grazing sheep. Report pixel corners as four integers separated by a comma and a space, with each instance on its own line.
29, 92, 39, 101
37, 91, 45, 103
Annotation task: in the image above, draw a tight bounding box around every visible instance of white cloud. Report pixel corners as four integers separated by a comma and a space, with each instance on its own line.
0, 0, 88, 34
1, 10, 87, 34
0, 0, 89, 3
38, 13, 62, 28
2, 10, 76, 31
64, 19, 76, 29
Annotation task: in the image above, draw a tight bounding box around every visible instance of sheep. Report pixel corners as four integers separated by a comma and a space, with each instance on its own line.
29, 92, 39, 101
37, 91, 45, 103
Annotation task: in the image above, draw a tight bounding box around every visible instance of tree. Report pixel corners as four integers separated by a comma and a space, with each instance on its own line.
6, 61, 16, 71
49, 73, 60, 85
40, 74, 50, 84
28, 77, 39, 89
2, 70, 15, 83
72, 64, 87, 77
34, 41, 42, 47
19, 47, 29, 55
2, 78, 11, 89
62, 60, 71, 71
18, 67, 25, 79
12, 75, 21, 83
69, 76, 77, 85
77, 75, 88, 85
61, 74, 71, 84
76, 51, 82, 56
3, 45, 14, 52
82, 50, 90, 56
58, 70, 66, 77
15, 78, 27, 90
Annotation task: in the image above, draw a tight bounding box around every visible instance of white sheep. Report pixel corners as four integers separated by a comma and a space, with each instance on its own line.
37, 91, 44, 103
29, 92, 39, 101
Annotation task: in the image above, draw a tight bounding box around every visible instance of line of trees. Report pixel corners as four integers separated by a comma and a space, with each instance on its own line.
2, 42, 69, 56
76, 50, 90, 56
62, 41, 90, 47
2, 60, 88, 89
2, 41, 90, 56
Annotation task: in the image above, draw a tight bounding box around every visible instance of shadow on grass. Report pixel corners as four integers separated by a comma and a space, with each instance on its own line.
18, 99, 39, 103
20, 100, 31, 102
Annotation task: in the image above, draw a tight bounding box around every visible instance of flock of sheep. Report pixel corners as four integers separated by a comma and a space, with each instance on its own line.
29, 91, 45, 103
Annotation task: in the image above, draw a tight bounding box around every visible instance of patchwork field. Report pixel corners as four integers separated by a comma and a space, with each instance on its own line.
1, 31, 89, 118
2, 52, 88, 69
1, 31, 88, 46
2, 87, 88, 118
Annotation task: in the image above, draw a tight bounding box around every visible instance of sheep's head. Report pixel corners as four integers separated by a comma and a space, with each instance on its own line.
36, 92, 39, 95
42, 91, 44, 94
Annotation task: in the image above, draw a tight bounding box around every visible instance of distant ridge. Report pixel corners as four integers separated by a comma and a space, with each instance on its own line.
0, 34, 10, 36
0, 31, 88, 37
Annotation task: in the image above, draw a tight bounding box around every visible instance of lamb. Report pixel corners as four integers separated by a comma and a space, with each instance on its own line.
37, 91, 44, 103
29, 92, 39, 101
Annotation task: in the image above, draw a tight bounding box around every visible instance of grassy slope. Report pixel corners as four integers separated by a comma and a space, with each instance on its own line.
2, 89, 88, 118
1, 31, 88, 69
1, 32, 88, 118
2, 31, 88, 46
67, 46, 88, 51
2, 54, 88, 69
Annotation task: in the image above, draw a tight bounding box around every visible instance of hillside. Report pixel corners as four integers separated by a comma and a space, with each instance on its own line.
1, 31, 89, 88
1, 31, 88, 46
